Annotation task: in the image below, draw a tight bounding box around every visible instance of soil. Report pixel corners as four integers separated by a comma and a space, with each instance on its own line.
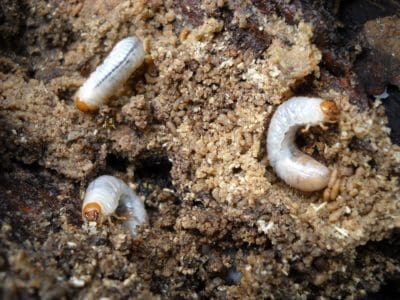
1, 0, 400, 299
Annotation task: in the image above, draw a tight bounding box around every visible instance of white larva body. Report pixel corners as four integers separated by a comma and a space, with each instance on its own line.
267, 97, 338, 192
74, 36, 145, 112
82, 175, 148, 235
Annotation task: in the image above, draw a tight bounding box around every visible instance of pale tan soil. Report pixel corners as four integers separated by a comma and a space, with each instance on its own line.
0, 0, 400, 299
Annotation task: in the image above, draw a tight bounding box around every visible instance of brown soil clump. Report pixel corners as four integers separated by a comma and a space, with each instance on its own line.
1, 0, 400, 298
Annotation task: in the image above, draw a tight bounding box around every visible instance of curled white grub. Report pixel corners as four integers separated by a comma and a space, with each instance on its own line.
267, 96, 340, 192
82, 175, 148, 235
74, 36, 145, 112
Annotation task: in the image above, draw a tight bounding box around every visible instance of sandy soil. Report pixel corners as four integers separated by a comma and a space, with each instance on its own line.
1, 0, 400, 299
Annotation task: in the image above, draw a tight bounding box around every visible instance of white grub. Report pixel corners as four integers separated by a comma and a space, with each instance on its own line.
267, 97, 340, 192
82, 175, 148, 236
74, 37, 145, 112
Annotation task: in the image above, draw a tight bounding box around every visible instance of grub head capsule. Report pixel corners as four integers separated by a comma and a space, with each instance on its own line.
320, 100, 340, 122
82, 202, 102, 222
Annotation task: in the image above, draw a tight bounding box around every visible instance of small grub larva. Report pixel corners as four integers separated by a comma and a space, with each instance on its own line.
267, 96, 340, 192
82, 175, 148, 236
74, 37, 145, 112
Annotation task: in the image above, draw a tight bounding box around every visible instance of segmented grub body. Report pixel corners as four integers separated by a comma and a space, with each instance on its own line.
267, 97, 339, 192
74, 37, 145, 112
82, 175, 148, 236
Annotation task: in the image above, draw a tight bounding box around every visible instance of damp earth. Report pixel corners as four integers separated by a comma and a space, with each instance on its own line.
0, 0, 400, 299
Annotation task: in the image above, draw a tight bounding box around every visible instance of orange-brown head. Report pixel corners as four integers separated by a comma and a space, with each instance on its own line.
82, 202, 102, 222
320, 100, 340, 122
74, 96, 97, 113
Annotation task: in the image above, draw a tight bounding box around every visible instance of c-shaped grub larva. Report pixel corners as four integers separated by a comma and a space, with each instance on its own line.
82, 175, 148, 236
74, 36, 145, 112
266, 96, 340, 192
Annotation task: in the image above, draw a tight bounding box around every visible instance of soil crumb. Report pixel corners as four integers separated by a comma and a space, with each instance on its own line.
1, 0, 400, 299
